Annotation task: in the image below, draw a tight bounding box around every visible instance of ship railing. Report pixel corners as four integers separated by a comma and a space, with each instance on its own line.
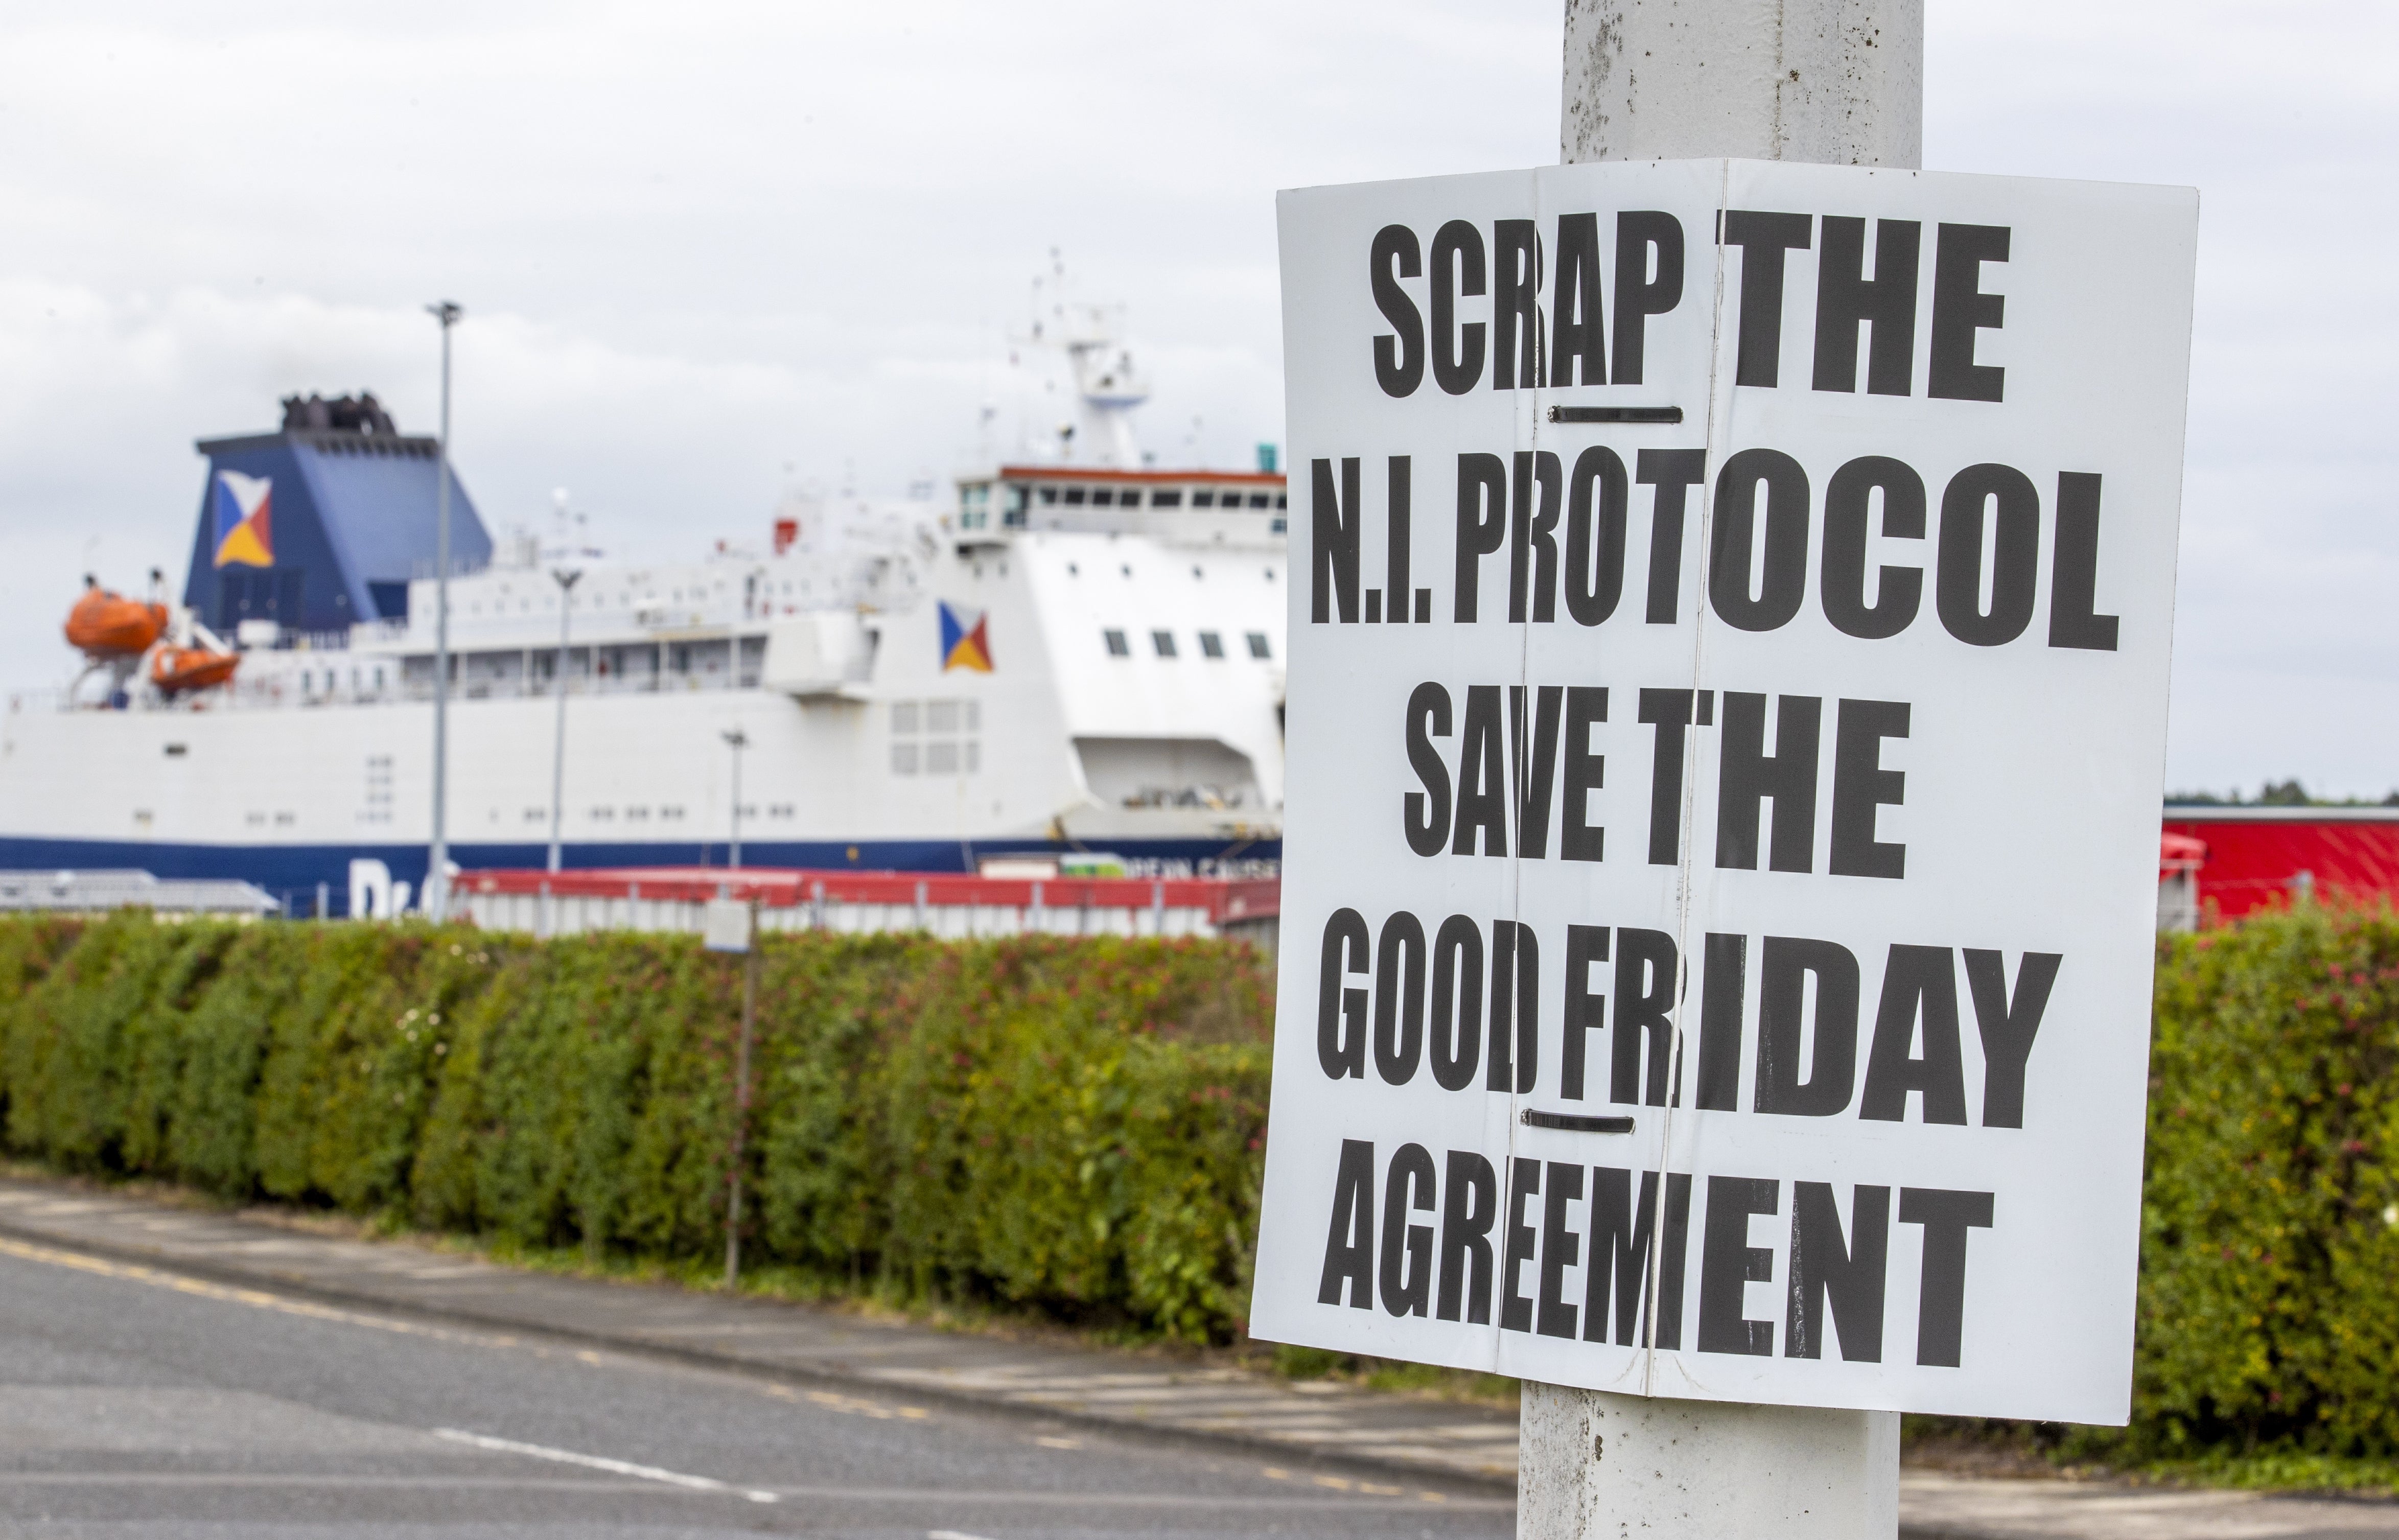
25, 649, 760, 714
406, 669, 753, 704
408, 555, 493, 581
10, 687, 68, 714
351, 616, 791, 654
170, 661, 758, 709
259, 629, 357, 653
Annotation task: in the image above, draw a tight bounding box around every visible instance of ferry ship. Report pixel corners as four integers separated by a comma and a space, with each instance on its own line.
0, 313, 1290, 912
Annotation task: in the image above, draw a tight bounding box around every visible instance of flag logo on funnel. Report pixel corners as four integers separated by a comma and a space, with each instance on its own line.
939, 601, 991, 672
211, 471, 273, 568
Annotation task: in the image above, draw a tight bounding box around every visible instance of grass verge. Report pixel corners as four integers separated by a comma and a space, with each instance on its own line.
1901, 1418, 2399, 1498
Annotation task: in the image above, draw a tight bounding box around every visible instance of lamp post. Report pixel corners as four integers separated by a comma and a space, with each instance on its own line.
546, 567, 583, 881
425, 299, 463, 920
721, 727, 749, 869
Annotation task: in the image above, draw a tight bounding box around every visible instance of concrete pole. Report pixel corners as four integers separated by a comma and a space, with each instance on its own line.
1521, 6, 1922, 1537
1560, 0, 1921, 168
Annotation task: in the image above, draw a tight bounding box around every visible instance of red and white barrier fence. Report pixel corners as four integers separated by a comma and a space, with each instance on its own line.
457, 866, 1281, 949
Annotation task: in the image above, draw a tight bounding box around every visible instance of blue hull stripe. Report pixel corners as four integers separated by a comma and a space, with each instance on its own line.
0, 835, 1282, 917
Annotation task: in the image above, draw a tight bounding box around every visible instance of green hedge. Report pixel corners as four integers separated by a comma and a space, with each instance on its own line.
5, 907, 2398, 1460
2110, 906, 2399, 1461
0, 916, 1272, 1343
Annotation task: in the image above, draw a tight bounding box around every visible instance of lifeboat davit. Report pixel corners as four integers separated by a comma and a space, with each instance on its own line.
151, 646, 240, 695
64, 584, 167, 657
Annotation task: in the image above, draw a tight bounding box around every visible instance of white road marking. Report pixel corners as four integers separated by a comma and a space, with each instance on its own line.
0, 1231, 1502, 1513
928, 1531, 1003, 1539
432, 1428, 779, 1503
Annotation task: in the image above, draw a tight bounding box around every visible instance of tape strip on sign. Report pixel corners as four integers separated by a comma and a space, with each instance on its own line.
1249, 157, 2197, 1426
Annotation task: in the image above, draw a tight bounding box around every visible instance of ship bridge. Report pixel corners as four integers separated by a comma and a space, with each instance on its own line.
955, 463, 1288, 546
944, 455, 1290, 845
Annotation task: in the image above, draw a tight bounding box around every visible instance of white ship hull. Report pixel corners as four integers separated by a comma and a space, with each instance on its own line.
4, 521, 1290, 910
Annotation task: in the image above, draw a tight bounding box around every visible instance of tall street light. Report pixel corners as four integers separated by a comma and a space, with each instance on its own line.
425, 299, 463, 920
722, 727, 749, 869
546, 567, 583, 876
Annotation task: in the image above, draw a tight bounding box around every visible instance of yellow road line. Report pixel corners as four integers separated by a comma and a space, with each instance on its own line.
0, 1234, 505, 1347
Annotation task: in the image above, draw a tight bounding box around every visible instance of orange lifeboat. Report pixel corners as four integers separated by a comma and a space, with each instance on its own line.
151, 646, 240, 695
64, 583, 167, 657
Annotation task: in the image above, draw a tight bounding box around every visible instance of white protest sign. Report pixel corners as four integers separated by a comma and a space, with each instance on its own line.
1250, 159, 2197, 1425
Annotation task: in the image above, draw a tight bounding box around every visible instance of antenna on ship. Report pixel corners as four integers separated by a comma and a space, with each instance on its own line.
1017, 253, 1150, 468
1056, 307, 1148, 468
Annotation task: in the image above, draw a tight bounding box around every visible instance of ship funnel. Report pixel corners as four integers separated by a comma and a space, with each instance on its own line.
182, 394, 491, 638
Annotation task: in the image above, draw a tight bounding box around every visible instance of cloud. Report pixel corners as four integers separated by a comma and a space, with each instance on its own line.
2, 0, 2395, 797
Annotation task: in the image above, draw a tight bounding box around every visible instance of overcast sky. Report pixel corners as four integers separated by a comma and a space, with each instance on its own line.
3, 2, 2392, 797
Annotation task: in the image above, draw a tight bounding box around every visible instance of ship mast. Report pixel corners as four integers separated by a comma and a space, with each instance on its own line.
1023, 259, 1150, 468
1054, 303, 1148, 468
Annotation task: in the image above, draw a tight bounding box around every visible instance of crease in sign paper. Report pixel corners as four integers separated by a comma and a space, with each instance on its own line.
1639, 154, 1735, 1402
1251, 156, 2195, 1426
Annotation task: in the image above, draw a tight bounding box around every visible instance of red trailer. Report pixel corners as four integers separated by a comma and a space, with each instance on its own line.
2160, 808, 2399, 921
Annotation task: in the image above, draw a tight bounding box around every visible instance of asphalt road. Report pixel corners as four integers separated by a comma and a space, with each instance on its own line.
0, 1242, 1513, 1539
